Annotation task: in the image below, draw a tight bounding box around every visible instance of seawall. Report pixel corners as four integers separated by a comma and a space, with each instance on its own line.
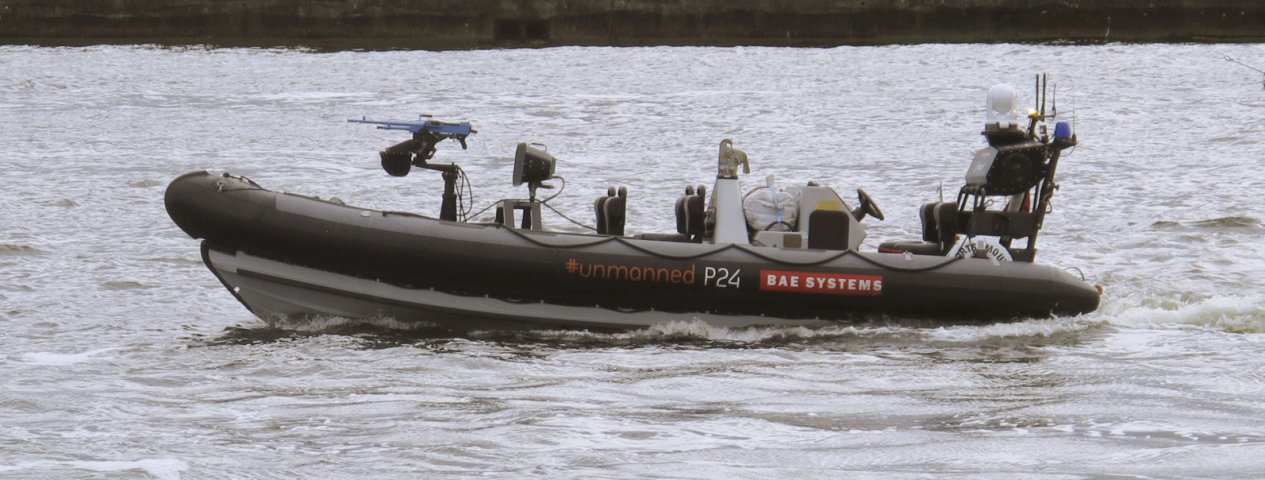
2, 0, 1263, 49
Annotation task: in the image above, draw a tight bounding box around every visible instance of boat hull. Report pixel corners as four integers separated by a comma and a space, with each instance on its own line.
200, 243, 837, 330
167, 171, 1100, 330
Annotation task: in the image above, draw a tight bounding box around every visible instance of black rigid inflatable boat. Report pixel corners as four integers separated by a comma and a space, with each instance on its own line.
166, 78, 1101, 331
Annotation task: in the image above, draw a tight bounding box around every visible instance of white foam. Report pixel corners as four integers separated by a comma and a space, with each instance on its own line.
497, 319, 901, 345
1105, 293, 1265, 333
264, 314, 434, 332
19, 347, 116, 366
0, 459, 187, 480
70, 459, 188, 479
924, 316, 1103, 342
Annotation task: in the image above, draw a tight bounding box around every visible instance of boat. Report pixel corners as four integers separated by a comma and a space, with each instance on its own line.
165, 77, 1101, 331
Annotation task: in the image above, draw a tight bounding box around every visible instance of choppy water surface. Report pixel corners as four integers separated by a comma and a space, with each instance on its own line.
3, 44, 1265, 478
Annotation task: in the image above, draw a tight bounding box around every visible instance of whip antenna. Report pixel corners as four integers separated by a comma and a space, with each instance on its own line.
1223, 52, 1265, 87
1051, 83, 1057, 119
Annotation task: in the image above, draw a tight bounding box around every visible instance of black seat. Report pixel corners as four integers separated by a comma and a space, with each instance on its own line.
675, 185, 694, 234
594, 186, 627, 236
671, 184, 707, 242
921, 202, 940, 243
603, 187, 627, 236
934, 201, 959, 240
687, 185, 706, 240
879, 201, 960, 255
807, 210, 850, 250
594, 187, 611, 235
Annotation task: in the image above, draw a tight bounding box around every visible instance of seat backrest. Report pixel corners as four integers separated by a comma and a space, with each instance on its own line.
920, 202, 940, 243
934, 202, 959, 244
594, 197, 609, 234
685, 185, 706, 239
806, 210, 850, 250
603, 187, 627, 236
675, 185, 694, 234
594, 186, 616, 235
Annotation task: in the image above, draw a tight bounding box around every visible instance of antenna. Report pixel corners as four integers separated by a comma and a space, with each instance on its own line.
1070, 78, 1078, 148
1034, 74, 1040, 117
1040, 74, 1048, 119
1051, 83, 1058, 119
1223, 52, 1265, 87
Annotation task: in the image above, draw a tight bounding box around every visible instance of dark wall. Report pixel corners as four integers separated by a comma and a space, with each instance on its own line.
2, 0, 1263, 48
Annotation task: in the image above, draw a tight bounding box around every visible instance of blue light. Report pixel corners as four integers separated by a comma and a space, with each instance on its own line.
1054, 121, 1072, 139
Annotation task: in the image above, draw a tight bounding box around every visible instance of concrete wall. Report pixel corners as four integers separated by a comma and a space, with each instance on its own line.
2, 0, 1263, 48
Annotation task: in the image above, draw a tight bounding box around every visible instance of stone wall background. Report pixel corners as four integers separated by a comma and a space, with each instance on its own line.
2, 0, 1263, 48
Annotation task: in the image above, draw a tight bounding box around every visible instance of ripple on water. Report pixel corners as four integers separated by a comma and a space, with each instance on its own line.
0, 459, 187, 480
99, 281, 150, 290
0, 244, 44, 256
1152, 216, 1262, 231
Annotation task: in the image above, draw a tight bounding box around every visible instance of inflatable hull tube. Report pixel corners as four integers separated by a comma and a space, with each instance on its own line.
166, 172, 1100, 330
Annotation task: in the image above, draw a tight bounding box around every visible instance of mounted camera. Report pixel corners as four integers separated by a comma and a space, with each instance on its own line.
964, 141, 1048, 196
513, 142, 557, 201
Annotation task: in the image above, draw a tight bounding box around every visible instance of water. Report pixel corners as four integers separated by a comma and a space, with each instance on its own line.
3, 43, 1265, 478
